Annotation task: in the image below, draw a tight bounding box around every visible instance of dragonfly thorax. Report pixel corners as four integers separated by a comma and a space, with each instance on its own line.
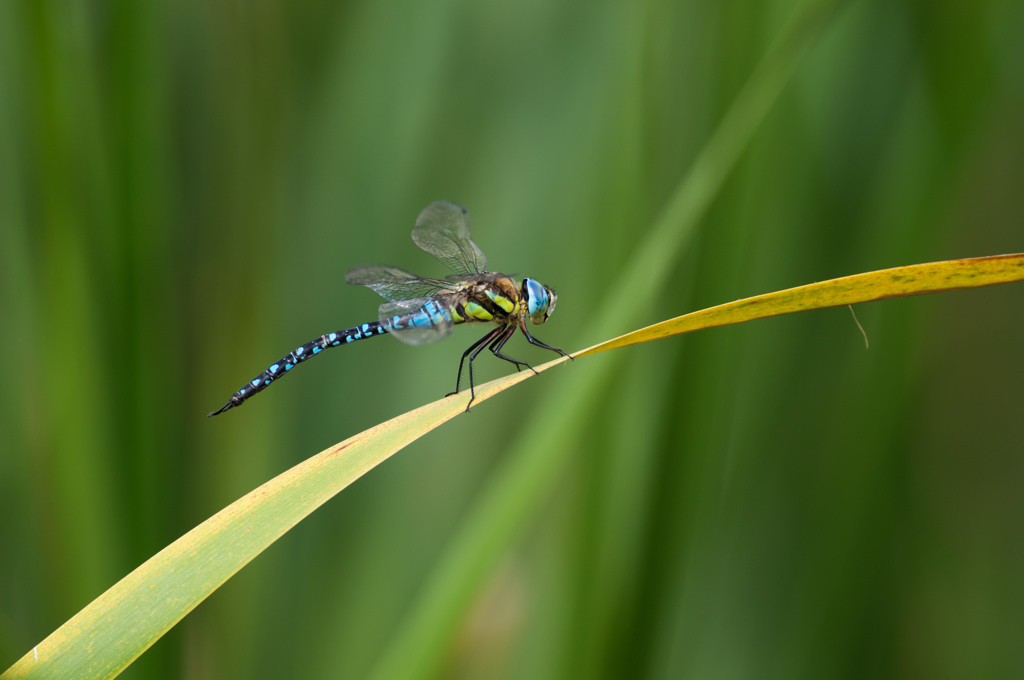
522, 278, 557, 325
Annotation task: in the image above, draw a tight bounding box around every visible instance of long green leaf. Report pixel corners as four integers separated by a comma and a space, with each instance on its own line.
0, 372, 532, 680
4, 253, 1021, 680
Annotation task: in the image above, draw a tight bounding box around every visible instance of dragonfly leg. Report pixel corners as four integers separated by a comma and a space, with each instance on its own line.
447, 328, 501, 398
520, 324, 572, 359
463, 327, 505, 411
490, 325, 537, 375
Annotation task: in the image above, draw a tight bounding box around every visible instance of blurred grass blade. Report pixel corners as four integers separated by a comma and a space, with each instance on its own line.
578, 254, 1024, 357
367, 0, 844, 678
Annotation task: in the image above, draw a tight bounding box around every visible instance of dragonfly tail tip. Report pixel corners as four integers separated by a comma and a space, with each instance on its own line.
208, 401, 235, 417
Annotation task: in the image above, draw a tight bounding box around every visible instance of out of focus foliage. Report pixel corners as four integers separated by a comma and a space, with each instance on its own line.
1, 0, 1022, 678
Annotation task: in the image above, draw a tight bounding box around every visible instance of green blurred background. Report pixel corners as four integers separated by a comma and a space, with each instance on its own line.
2, 0, 1023, 677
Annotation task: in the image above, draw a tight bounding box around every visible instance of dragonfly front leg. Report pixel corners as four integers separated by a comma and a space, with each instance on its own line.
520, 323, 571, 359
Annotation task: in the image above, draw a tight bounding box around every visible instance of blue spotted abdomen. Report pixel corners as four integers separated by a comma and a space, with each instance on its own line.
209, 321, 390, 416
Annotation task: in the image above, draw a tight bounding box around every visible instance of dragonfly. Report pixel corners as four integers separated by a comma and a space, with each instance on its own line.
210, 201, 569, 416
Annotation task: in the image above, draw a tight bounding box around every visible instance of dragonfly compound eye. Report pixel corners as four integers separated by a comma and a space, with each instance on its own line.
524, 278, 553, 324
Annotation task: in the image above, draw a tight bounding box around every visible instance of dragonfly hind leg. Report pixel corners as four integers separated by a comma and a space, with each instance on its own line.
462, 327, 506, 411
448, 327, 504, 399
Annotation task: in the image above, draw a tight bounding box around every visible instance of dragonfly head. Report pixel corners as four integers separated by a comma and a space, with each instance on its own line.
522, 278, 557, 325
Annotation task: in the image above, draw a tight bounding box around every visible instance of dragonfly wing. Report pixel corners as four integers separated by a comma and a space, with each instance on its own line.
412, 201, 488, 276
444, 273, 504, 285
346, 265, 452, 302
379, 297, 456, 346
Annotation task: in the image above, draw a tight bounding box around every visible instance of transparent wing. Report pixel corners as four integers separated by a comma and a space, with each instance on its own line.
411, 201, 487, 276
345, 265, 454, 302
379, 297, 456, 346
444, 272, 504, 285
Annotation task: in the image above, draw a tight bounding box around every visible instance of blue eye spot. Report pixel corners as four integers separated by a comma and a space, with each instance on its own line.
525, 278, 549, 320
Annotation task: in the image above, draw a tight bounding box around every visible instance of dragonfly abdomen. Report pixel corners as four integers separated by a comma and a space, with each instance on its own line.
208, 321, 389, 416
385, 299, 460, 331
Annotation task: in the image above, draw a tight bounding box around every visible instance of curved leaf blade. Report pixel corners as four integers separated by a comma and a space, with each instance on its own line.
0, 369, 543, 680
577, 253, 1024, 357
4, 254, 1021, 680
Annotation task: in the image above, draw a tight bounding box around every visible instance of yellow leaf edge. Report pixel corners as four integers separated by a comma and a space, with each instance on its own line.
4, 252, 1022, 679
575, 253, 1024, 357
